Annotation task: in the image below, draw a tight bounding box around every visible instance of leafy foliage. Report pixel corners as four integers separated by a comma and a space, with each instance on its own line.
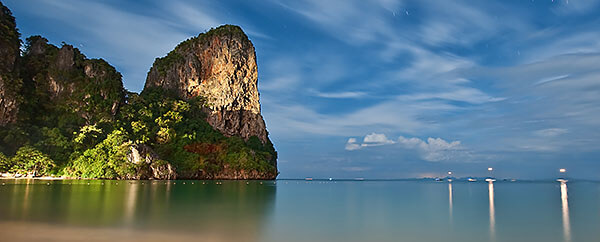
0, 20, 277, 179
153, 51, 184, 77
10, 146, 55, 176
66, 129, 134, 179
0, 152, 12, 172
18, 36, 124, 130
117, 87, 277, 178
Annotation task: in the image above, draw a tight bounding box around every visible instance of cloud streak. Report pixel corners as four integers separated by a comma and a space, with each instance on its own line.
346, 133, 467, 162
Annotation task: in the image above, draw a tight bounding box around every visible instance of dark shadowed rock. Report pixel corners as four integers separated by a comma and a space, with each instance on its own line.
17, 36, 125, 124
0, 2, 21, 126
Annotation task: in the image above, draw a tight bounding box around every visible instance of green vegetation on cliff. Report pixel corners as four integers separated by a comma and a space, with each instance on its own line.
0, 86, 277, 178
0, 3, 277, 179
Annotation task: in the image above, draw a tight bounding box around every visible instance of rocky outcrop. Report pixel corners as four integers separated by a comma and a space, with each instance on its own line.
127, 144, 177, 180
0, 76, 20, 126
144, 25, 269, 143
0, 2, 21, 126
0, 2, 277, 180
19, 36, 125, 124
0, 2, 19, 73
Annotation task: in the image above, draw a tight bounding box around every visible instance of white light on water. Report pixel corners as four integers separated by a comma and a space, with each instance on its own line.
561, 181, 572, 242
448, 183, 453, 222
489, 182, 495, 240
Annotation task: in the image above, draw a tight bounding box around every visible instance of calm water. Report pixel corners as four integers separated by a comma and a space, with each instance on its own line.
0, 179, 599, 242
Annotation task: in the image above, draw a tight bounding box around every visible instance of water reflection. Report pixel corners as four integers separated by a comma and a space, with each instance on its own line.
0, 180, 276, 242
560, 181, 571, 242
124, 182, 139, 224
488, 181, 495, 241
448, 182, 453, 222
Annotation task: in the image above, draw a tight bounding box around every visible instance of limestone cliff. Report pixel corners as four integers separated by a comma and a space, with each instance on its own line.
19, 36, 125, 125
144, 25, 269, 144
0, 2, 21, 126
0, 3, 277, 180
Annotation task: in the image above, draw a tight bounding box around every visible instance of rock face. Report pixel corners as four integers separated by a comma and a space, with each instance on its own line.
19, 36, 125, 124
0, 77, 20, 126
144, 25, 269, 143
127, 144, 177, 180
0, 2, 21, 126
0, 4, 277, 180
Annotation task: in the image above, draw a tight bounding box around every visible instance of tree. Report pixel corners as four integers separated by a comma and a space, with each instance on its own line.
69, 129, 134, 179
0, 152, 13, 173
11, 146, 55, 176
73, 124, 103, 150
35, 127, 72, 165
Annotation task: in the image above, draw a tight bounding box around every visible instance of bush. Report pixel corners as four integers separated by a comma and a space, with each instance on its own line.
11, 145, 55, 176
0, 152, 13, 172
68, 129, 134, 179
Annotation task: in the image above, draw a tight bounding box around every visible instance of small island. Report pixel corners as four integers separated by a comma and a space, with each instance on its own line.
0, 3, 277, 180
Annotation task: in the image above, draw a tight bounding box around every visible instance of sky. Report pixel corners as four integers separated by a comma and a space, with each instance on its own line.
4, 0, 600, 179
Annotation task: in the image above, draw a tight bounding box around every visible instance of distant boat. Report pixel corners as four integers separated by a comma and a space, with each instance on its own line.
468, 178, 477, 182
354, 178, 365, 181
435, 178, 443, 182
329, 177, 333, 181
305, 177, 313, 181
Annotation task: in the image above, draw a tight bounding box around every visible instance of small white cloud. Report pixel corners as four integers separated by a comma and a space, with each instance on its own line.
398, 136, 462, 162
346, 133, 397, 150
397, 136, 426, 148
363, 133, 396, 144
345, 138, 361, 150
534, 128, 568, 137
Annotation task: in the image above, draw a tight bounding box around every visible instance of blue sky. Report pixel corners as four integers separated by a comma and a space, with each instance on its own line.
5, 0, 600, 179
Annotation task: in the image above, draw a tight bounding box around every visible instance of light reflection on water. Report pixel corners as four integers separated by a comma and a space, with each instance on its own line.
488, 182, 496, 242
560, 181, 571, 242
0, 179, 598, 242
448, 182, 453, 222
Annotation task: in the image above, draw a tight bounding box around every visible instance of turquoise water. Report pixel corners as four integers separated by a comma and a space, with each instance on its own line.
0, 179, 598, 242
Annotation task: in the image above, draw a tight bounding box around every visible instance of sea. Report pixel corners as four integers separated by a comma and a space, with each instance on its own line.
0, 179, 598, 242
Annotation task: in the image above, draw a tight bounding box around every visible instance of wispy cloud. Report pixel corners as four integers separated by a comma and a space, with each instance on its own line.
312, 90, 366, 99
345, 133, 468, 162
10, 0, 600, 178
534, 128, 568, 137
396, 88, 505, 104
341, 166, 371, 172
